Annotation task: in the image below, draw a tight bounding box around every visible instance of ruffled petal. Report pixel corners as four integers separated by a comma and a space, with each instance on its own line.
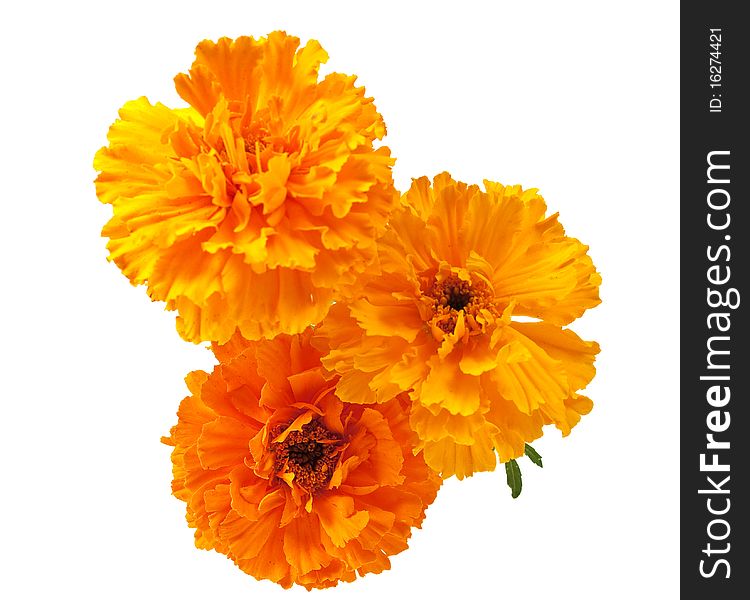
315, 495, 369, 548
197, 416, 253, 469
419, 352, 482, 417
422, 426, 498, 479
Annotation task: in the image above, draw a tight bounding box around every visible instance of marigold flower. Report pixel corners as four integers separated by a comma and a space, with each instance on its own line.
95, 32, 395, 343
314, 173, 601, 479
163, 328, 440, 589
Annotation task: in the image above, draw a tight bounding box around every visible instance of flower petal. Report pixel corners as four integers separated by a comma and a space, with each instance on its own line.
422, 426, 498, 479
419, 352, 482, 417
197, 416, 254, 469
316, 495, 369, 548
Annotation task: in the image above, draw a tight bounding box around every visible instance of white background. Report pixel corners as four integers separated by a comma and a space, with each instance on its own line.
0, 1, 679, 598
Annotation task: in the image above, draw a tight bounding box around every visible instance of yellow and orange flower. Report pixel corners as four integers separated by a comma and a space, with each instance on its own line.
95, 32, 395, 344
314, 173, 601, 479
163, 328, 440, 589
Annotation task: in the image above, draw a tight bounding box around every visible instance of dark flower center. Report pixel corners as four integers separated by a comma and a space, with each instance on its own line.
271, 419, 341, 493
444, 282, 472, 311
428, 274, 498, 335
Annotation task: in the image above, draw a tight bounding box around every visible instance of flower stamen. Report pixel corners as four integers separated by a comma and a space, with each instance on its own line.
428, 274, 498, 336
271, 419, 342, 493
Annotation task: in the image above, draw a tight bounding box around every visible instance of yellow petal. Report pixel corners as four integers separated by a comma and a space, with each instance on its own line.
422, 426, 498, 479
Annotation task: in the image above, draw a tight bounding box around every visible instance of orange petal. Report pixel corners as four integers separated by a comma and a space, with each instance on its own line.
282, 511, 331, 574
197, 416, 254, 469
419, 352, 481, 417
316, 495, 369, 548
422, 426, 498, 479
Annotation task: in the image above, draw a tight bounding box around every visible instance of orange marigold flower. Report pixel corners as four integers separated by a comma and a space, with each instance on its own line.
95, 32, 396, 343
162, 328, 440, 589
314, 172, 601, 479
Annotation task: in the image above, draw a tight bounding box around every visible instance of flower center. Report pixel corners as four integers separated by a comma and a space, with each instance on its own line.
444, 281, 472, 311
271, 419, 341, 493
429, 274, 497, 335
243, 128, 270, 156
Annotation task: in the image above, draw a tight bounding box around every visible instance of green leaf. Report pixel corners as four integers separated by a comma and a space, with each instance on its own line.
524, 444, 543, 468
505, 459, 522, 499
